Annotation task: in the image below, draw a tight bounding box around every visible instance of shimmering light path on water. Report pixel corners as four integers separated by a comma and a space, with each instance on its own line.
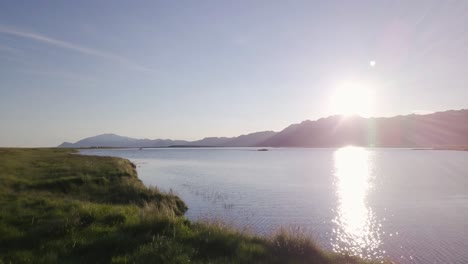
331, 147, 384, 259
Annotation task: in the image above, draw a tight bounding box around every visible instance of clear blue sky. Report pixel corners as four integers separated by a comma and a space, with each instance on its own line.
1, 1, 467, 147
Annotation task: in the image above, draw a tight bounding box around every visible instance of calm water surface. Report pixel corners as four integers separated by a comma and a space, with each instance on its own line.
80, 147, 468, 264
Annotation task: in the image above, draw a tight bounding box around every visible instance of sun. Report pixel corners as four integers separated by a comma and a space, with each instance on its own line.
331, 82, 375, 117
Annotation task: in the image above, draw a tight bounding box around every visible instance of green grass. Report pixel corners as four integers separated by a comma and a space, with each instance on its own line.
0, 148, 389, 263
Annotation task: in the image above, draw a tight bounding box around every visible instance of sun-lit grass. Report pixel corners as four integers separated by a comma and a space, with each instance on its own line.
0, 148, 390, 263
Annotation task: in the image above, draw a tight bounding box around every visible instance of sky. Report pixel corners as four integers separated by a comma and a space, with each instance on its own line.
0, 0, 467, 147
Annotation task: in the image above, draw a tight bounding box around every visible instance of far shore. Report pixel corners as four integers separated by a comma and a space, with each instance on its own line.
59, 145, 468, 151
412, 146, 468, 151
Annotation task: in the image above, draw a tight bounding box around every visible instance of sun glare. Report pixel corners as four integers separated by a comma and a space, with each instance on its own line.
331, 82, 376, 117
331, 146, 383, 259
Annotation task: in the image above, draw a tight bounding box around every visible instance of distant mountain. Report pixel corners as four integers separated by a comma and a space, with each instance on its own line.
58, 109, 468, 148
57, 133, 189, 148
58, 131, 277, 148
260, 109, 468, 147
187, 131, 277, 147
184, 137, 231, 147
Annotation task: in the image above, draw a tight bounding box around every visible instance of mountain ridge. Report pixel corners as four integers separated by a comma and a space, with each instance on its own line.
58, 109, 468, 148
260, 109, 468, 147
58, 131, 277, 148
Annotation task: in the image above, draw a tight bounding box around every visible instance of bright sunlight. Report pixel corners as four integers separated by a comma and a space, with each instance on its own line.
331, 82, 376, 117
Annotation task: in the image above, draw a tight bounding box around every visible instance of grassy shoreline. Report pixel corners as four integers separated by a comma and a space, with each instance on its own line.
0, 148, 389, 263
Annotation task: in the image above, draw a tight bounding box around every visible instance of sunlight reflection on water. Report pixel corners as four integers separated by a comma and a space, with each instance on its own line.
331, 146, 385, 260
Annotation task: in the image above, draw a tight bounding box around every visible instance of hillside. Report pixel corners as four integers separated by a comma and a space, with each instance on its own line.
58, 134, 189, 148
59, 131, 277, 148
186, 131, 277, 147
261, 109, 468, 147
58, 109, 468, 148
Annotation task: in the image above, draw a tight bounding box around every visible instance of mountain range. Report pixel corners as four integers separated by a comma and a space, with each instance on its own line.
58, 109, 468, 148
58, 131, 277, 148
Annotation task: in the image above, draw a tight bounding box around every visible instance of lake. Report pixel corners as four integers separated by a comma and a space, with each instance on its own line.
80, 147, 468, 264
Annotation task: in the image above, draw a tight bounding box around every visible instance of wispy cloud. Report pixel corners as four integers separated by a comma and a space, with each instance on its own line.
0, 25, 156, 73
